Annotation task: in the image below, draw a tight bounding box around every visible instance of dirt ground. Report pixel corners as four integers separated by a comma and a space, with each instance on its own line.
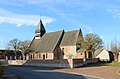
55, 66, 120, 79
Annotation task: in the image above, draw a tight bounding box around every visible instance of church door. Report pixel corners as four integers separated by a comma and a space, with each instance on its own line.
43, 54, 45, 60
88, 51, 92, 58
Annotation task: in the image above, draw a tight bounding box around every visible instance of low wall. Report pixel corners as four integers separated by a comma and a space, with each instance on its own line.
24, 59, 70, 68
8, 60, 26, 65
0, 59, 8, 66
7, 59, 84, 68
85, 58, 99, 64
73, 59, 84, 68
24, 59, 84, 68
7, 58, 99, 68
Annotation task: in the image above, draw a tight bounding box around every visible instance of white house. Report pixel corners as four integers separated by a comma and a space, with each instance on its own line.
95, 49, 114, 62
118, 52, 120, 62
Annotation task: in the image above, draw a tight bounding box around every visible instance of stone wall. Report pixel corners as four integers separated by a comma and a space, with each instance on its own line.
7, 59, 84, 68
8, 60, 26, 65
24, 59, 70, 67
73, 59, 84, 68
0, 59, 8, 66
7, 58, 99, 68
76, 52, 85, 59
24, 59, 84, 68
30, 52, 54, 60
60, 46, 76, 59
85, 58, 99, 64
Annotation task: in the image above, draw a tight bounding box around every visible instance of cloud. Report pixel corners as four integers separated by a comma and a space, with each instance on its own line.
0, 0, 67, 6
0, 0, 97, 11
0, 8, 56, 27
107, 5, 120, 18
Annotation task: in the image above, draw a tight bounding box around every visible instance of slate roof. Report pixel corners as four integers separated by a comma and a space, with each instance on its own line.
35, 30, 64, 53
60, 30, 80, 46
35, 20, 46, 37
29, 37, 40, 51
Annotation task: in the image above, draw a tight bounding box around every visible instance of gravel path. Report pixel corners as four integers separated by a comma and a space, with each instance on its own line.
55, 66, 120, 79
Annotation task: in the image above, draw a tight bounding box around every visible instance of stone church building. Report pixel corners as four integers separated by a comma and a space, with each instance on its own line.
27, 20, 93, 60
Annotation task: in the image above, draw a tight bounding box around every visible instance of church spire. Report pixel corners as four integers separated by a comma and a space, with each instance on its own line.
35, 20, 46, 39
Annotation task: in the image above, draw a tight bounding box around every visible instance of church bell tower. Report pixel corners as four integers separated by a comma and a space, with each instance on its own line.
35, 20, 46, 39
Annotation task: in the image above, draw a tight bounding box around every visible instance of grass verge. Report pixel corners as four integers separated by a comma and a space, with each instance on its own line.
109, 62, 120, 66
87, 61, 120, 67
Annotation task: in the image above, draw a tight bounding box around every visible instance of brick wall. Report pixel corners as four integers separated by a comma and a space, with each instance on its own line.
7, 59, 84, 68
8, 60, 26, 65
7, 58, 99, 68
85, 58, 99, 64
76, 52, 85, 59
24, 59, 71, 68
24, 59, 84, 68
60, 46, 76, 59
0, 59, 8, 66
73, 59, 84, 68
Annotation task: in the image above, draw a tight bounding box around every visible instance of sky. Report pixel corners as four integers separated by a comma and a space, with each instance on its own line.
0, 0, 120, 49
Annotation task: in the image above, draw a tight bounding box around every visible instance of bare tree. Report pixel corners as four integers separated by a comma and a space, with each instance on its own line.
8, 39, 31, 60
8, 38, 20, 52
110, 39, 119, 53
84, 33, 103, 52
7, 38, 20, 59
19, 40, 31, 60
110, 39, 120, 61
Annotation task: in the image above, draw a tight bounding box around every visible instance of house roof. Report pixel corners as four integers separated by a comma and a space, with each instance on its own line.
94, 48, 104, 57
35, 30, 64, 53
29, 37, 40, 51
60, 30, 80, 46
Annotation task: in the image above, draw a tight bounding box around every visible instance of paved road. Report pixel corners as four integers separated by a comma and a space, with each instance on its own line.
4, 66, 99, 79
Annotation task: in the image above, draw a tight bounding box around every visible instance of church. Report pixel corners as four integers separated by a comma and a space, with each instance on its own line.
27, 20, 93, 60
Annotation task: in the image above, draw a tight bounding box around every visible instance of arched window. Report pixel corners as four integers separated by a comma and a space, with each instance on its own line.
46, 53, 47, 58
39, 54, 41, 58
43, 54, 45, 60
62, 48, 64, 55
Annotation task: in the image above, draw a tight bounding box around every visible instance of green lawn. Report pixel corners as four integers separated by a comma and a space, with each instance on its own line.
87, 61, 120, 67
109, 62, 120, 66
